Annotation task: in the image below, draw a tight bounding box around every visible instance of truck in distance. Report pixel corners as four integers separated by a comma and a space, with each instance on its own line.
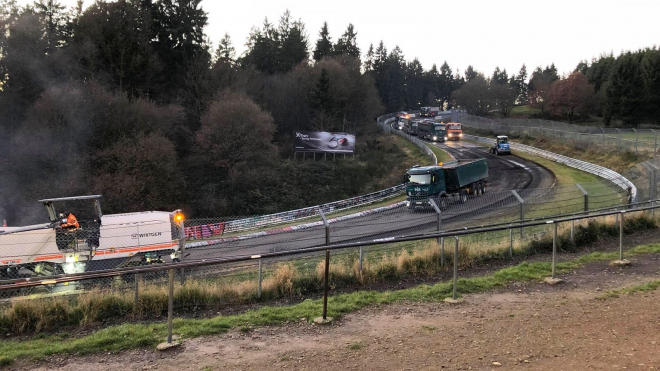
394, 116, 409, 130
404, 159, 488, 209
417, 120, 447, 142
403, 120, 420, 136
420, 107, 440, 117
445, 122, 463, 140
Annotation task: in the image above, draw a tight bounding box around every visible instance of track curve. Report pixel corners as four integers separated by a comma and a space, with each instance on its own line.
180, 137, 555, 262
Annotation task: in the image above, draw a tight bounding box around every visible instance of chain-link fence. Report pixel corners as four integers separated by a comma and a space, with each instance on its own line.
623, 158, 660, 204
0, 180, 630, 296
1, 198, 658, 340
460, 114, 659, 156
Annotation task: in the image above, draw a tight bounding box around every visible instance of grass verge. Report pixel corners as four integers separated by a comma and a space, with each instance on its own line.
426, 142, 454, 164
0, 215, 657, 366
463, 126, 650, 174
598, 280, 660, 300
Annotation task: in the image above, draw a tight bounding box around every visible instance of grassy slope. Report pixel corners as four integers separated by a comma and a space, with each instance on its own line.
1, 242, 659, 365
427, 143, 454, 163
463, 126, 648, 174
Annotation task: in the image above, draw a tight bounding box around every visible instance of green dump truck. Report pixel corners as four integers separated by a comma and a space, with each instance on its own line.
404, 159, 488, 209
417, 120, 447, 142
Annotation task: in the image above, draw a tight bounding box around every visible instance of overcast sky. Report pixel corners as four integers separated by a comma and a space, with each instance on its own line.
19, 0, 660, 78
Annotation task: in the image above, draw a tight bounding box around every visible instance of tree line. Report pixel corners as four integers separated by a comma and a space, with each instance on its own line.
1, 0, 657, 223
453, 48, 660, 127
0, 1, 392, 223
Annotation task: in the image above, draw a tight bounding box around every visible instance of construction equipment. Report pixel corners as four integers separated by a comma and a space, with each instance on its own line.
0, 195, 184, 279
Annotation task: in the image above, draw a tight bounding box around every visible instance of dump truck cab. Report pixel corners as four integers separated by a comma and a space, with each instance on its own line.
405, 165, 447, 201
491, 135, 511, 155
418, 120, 447, 142
445, 122, 463, 140
404, 159, 488, 210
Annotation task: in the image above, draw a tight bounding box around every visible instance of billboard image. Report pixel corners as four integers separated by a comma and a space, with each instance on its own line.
294, 131, 355, 153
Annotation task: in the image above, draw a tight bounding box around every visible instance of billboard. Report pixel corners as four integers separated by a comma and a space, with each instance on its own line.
294, 131, 355, 153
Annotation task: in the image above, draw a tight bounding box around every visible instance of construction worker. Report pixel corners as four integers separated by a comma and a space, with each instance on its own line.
60, 212, 80, 230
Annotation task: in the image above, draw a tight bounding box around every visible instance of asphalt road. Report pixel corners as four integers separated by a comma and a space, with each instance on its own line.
180, 138, 555, 262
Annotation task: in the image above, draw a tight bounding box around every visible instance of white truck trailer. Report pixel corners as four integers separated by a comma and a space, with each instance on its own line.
0, 195, 184, 279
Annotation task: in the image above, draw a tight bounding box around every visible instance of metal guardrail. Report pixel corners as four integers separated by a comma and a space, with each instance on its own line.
461, 134, 638, 202
197, 184, 406, 235
376, 113, 438, 165
2, 200, 657, 291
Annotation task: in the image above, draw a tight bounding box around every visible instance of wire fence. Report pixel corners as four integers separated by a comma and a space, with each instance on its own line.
0, 180, 631, 295
1, 197, 658, 340
460, 114, 659, 156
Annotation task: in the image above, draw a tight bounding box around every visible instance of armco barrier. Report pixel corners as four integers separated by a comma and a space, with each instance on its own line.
184, 184, 406, 240
376, 114, 438, 165
185, 201, 406, 249
462, 133, 638, 202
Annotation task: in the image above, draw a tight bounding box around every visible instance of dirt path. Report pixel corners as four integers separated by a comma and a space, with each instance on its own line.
10, 253, 660, 371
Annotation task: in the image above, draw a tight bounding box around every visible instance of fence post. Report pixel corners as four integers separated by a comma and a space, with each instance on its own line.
654, 129, 657, 157
258, 258, 263, 298
134, 273, 140, 313
318, 209, 331, 321
615, 213, 619, 229
177, 215, 186, 285
601, 128, 605, 149
511, 190, 525, 238
571, 218, 575, 245
619, 212, 625, 261
616, 128, 621, 150
453, 236, 459, 300
576, 184, 589, 211
551, 221, 558, 279
167, 268, 174, 344
509, 226, 513, 258
633, 128, 638, 154
429, 199, 443, 265
652, 164, 659, 217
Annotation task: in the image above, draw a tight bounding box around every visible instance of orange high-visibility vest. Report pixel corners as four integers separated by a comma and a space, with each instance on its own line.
62, 214, 80, 229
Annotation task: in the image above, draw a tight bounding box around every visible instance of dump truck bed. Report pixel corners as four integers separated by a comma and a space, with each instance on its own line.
443, 159, 488, 192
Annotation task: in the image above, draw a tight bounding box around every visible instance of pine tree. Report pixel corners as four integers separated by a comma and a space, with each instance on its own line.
464, 65, 478, 82
334, 23, 360, 59
313, 21, 333, 61
373, 41, 387, 72
363, 43, 374, 71
278, 16, 308, 72
215, 33, 235, 64
641, 49, 660, 125
606, 53, 646, 127
512, 64, 528, 104
491, 67, 508, 85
